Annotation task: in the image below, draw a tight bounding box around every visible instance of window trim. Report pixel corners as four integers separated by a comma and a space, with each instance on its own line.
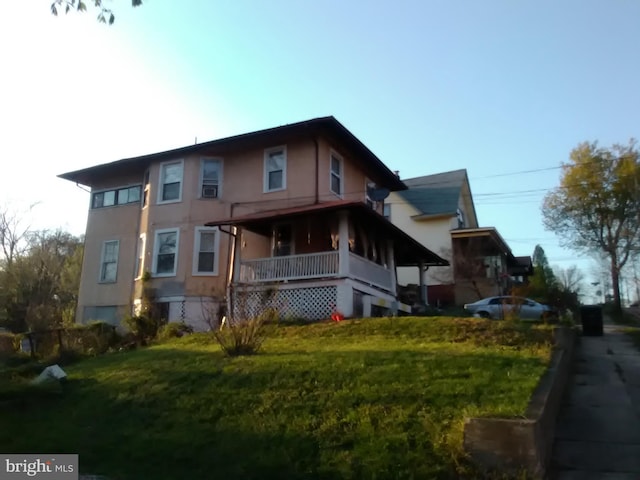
199, 158, 223, 200
135, 233, 146, 280
157, 160, 184, 205
152, 228, 180, 277
330, 151, 343, 197
192, 226, 220, 276
263, 146, 287, 193
91, 185, 142, 209
99, 240, 119, 283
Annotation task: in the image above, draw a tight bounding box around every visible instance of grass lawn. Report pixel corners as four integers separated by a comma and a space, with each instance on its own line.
0, 317, 554, 480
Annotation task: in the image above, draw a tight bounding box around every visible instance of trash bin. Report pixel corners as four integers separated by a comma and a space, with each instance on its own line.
580, 305, 603, 336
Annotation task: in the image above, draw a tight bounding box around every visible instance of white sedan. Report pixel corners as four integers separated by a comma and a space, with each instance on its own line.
463, 296, 556, 321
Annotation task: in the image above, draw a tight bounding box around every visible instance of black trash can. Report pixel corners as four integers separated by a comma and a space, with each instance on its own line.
580, 305, 603, 336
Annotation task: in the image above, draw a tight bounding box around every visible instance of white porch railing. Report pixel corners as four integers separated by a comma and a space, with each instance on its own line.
239, 251, 339, 282
238, 251, 394, 292
348, 252, 393, 291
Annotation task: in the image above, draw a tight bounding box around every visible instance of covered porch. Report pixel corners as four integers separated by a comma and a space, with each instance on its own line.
450, 227, 529, 305
207, 201, 448, 319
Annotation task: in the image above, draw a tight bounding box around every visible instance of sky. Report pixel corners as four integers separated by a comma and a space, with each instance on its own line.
2, 1, 640, 300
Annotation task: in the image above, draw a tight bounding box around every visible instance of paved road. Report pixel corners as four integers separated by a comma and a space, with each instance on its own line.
550, 320, 640, 479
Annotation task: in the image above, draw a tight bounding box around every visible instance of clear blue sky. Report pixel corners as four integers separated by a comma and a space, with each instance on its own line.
2, 1, 639, 298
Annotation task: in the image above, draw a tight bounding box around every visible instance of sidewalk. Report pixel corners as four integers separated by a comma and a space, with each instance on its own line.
550, 319, 640, 479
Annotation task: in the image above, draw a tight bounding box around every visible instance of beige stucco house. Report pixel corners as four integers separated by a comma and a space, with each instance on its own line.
59, 117, 447, 329
387, 170, 532, 306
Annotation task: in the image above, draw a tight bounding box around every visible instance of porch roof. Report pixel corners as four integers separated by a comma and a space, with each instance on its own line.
206, 201, 449, 267
450, 227, 519, 267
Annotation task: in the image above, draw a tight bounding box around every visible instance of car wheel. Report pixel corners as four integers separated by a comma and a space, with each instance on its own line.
478, 311, 491, 319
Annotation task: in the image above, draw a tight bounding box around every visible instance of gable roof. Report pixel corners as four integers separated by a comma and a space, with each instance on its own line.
397, 169, 469, 218
58, 116, 406, 190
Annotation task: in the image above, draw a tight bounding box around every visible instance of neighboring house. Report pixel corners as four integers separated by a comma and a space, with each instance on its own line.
387, 169, 532, 306
59, 117, 448, 329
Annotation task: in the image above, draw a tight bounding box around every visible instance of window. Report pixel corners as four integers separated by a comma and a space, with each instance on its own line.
383, 203, 391, 220
153, 229, 179, 276
330, 153, 342, 196
456, 208, 465, 228
100, 240, 119, 283
200, 159, 222, 199
272, 224, 293, 256
159, 161, 183, 203
193, 227, 219, 275
135, 234, 146, 279
264, 147, 286, 192
92, 186, 142, 209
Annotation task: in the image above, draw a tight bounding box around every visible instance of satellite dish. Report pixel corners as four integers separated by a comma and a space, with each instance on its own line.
367, 187, 390, 201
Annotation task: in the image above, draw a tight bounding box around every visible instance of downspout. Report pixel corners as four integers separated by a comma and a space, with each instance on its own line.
218, 203, 237, 323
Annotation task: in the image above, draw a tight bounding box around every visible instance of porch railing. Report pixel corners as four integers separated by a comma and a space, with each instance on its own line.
348, 252, 393, 291
238, 250, 393, 292
239, 251, 339, 282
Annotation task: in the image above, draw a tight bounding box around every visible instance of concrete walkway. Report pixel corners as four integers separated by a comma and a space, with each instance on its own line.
550, 320, 640, 479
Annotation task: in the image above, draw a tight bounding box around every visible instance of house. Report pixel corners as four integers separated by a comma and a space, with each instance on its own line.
387, 169, 532, 307
59, 117, 448, 329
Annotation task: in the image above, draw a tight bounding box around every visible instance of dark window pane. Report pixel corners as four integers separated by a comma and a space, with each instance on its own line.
162, 182, 180, 201
128, 186, 141, 203
268, 170, 283, 190
93, 192, 104, 208
157, 253, 175, 274
198, 252, 215, 272
331, 173, 341, 194
103, 191, 115, 207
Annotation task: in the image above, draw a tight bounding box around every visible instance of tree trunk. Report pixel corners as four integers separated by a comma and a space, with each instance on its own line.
611, 253, 622, 314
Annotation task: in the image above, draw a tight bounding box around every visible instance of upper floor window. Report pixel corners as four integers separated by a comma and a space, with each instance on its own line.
153, 228, 179, 277
456, 208, 465, 228
92, 186, 141, 209
330, 153, 343, 196
264, 146, 286, 192
99, 240, 119, 283
200, 159, 222, 199
193, 227, 219, 275
158, 161, 183, 203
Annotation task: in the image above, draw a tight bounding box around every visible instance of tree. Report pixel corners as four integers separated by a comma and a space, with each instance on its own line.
530, 245, 557, 296
542, 140, 640, 314
50, 0, 142, 25
555, 265, 585, 295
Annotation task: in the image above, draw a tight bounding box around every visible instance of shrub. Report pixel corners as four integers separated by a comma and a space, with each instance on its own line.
214, 308, 278, 356
157, 322, 194, 341
65, 322, 121, 355
124, 315, 163, 345
0, 333, 17, 357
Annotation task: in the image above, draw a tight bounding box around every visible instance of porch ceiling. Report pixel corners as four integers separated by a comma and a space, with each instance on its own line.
206, 201, 449, 267
450, 227, 519, 267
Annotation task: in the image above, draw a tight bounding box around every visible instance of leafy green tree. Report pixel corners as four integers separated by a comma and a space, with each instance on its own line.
543, 140, 640, 314
50, 0, 143, 25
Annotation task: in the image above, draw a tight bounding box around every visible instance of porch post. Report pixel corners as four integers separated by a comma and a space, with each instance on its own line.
387, 239, 397, 296
231, 227, 242, 283
338, 210, 349, 276
419, 260, 427, 305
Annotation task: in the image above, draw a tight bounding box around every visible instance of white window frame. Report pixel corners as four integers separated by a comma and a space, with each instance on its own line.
99, 240, 119, 283
192, 226, 220, 276
135, 233, 146, 280
157, 160, 184, 204
330, 151, 343, 197
199, 158, 223, 199
152, 228, 180, 277
263, 146, 287, 193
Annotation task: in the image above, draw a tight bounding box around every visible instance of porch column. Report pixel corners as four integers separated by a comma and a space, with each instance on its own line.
419, 260, 427, 305
231, 227, 242, 283
338, 210, 349, 276
387, 239, 397, 296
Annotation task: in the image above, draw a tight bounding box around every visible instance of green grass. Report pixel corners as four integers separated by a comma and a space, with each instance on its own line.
0, 317, 553, 480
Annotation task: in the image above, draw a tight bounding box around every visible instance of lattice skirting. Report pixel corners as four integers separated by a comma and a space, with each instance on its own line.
233, 286, 337, 321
